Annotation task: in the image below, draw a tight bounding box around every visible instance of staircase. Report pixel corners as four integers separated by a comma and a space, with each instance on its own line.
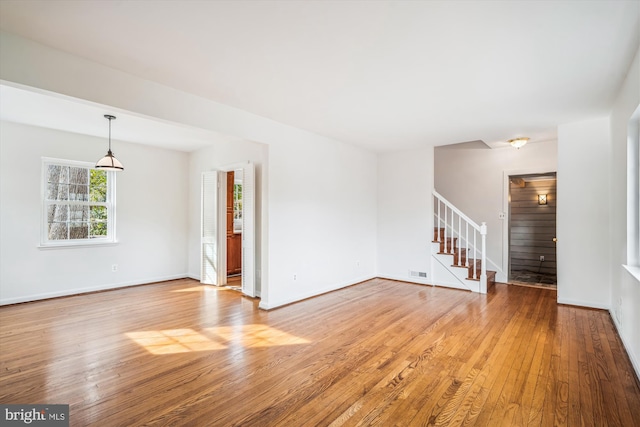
432, 190, 496, 293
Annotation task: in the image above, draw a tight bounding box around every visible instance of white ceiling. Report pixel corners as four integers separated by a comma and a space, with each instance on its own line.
0, 0, 638, 152
0, 84, 237, 151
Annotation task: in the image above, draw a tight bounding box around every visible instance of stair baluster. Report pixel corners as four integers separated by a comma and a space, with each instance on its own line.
432, 190, 491, 293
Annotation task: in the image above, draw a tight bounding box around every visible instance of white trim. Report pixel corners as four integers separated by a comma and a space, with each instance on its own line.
610, 308, 640, 382
38, 241, 119, 250
502, 168, 557, 283
627, 105, 640, 265
241, 162, 256, 297
0, 274, 188, 306
377, 274, 434, 285
40, 157, 117, 247
215, 161, 257, 298
258, 275, 375, 310
557, 298, 609, 310
623, 264, 640, 283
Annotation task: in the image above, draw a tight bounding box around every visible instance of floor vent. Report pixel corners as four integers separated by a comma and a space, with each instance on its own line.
409, 270, 427, 278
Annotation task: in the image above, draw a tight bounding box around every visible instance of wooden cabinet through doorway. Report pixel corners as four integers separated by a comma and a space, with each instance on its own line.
226, 171, 242, 276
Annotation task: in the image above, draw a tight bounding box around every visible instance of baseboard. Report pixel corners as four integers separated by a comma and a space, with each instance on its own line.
557, 297, 609, 310
376, 274, 430, 286
610, 309, 640, 384
0, 274, 189, 305
258, 275, 376, 310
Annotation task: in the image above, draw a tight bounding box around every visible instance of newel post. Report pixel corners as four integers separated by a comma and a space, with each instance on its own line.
480, 222, 488, 294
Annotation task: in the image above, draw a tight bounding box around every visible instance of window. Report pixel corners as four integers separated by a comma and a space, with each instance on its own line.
41, 158, 116, 247
233, 181, 242, 233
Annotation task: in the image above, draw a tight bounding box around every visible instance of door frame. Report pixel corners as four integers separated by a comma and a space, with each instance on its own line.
502, 168, 557, 283
201, 161, 257, 297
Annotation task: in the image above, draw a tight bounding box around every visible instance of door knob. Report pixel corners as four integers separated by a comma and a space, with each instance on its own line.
552, 237, 557, 242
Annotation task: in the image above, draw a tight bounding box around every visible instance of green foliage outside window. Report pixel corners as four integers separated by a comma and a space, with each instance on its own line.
90, 170, 108, 236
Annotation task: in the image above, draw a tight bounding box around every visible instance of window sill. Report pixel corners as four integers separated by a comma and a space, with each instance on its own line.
623, 264, 640, 283
38, 241, 119, 250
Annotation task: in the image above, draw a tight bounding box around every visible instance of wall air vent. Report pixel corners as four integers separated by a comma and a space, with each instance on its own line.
409, 270, 427, 278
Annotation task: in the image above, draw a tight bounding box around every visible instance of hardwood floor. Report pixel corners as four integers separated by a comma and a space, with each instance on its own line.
1, 278, 639, 426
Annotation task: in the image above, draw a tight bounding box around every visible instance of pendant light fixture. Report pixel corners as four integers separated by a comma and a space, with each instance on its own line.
96, 114, 124, 171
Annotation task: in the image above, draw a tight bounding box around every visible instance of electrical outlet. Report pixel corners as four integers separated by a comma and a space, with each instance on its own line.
293, 274, 297, 281
112, 264, 118, 272
539, 256, 545, 262
498, 212, 506, 220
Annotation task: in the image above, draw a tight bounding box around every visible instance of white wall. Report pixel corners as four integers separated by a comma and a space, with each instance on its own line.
609, 45, 640, 378
377, 147, 434, 283
0, 32, 379, 309
187, 140, 268, 290
264, 135, 378, 308
434, 140, 558, 280
557, 117, 611, 309
0, 121, 189, 304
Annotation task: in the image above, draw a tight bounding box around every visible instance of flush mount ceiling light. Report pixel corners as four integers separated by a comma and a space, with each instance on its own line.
96, 114, 124, 171
508, 137, 529, 149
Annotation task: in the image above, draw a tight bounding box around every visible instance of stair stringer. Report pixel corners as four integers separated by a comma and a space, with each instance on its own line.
430, 243, 480, 292
458, 237, 505, 283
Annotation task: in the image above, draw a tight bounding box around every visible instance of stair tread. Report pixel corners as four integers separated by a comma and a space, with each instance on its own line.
433, 228, 495, 290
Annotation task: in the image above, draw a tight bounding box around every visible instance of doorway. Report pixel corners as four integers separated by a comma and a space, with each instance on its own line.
508, 173, 557, 288
225, 169, 243, 291
200, 161, 256, 297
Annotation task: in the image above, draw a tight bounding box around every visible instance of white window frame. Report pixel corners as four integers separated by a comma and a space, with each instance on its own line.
40, 157, 117, 248
624, 105, 640, 280
233, 176, 243, 234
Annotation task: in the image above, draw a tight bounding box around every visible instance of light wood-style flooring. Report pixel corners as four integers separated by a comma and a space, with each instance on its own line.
1, 278, 639, 426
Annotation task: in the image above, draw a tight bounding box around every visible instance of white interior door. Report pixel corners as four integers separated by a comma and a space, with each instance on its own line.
201, 171, 225, 285
241, 162, 256, 297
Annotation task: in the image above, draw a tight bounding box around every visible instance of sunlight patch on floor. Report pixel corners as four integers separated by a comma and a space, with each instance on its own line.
126, 325, 309, 354
206, 324, 310, 348
126, 329, 226, 354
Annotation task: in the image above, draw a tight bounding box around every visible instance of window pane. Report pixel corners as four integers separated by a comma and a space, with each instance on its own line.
70, 205, 89, 221
90, 221, 108, 237
70, 184, 89, 201
69, 222, 89, 239
69, 167, 88, 184
47, 182, 69, 201
90, 206, 108, 237
48, 222, 68, 240
51, 165, 70, 184
48, 204, 68, 222
47, 165, 64, 184
90, 169, 107, 203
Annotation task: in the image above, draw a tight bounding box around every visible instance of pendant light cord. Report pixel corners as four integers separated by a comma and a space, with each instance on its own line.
108, 117, 112, 152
